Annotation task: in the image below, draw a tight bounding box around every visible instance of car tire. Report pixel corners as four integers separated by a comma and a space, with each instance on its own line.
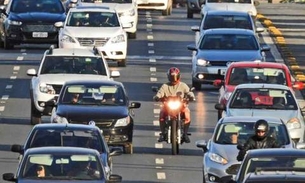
124, 143, 133, 154
117, 59, 126, 67
187, 9, 193, 19
31, 101, 42, 125
192, 81, 201, 90
4, 34, 14, 50
128, 32, 136, 39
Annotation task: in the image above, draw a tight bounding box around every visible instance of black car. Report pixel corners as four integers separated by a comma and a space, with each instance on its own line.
0, 0, 66, 49
3, 147, 122, 183
50, 80, 141, 154
10, 123, 122, 178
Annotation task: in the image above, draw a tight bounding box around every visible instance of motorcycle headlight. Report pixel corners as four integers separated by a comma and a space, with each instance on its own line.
209, 153, 228, 165
224, 92, 232, 101
167, 100, 182, 110
111, 34, 125, 43
52, 114, 68, 124
39, 83, 55, 94
287, 118, 301, 129
61, 34, 76, 43
197, 59, 209, 66
121, 9, 135, 16
114, 116, 130, 127
8, 20, 22, 25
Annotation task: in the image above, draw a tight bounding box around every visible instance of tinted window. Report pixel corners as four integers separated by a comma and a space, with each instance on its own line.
67, 11, 120, 27
11, 0, 64, 13
40, 56, 107, 76
208, 0, 251, 3
204, 15, 252, 30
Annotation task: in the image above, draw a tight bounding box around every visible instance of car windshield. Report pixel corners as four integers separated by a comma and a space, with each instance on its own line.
214, 122, 289, 146
228, 67, 287, 86
199, 34, 258, 50
203, 15, 252, 30
11, 0, 64, 13
208, 0, 252, 3
229, 88, 298, 110
81, 0, 132, 3
22, 154, 103, 180
61, 84, 126, 106
244, 157, 305, 180
67, 11, 120, 27
28, 129, 106, 153
40, 56, 107, 76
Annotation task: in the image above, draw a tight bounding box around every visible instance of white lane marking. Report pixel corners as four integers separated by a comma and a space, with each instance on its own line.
13, 66, 20, 71
147, 35, 154, 40
17, 56, 23, 61
146, 24, 153, 28
128, 55, 191, 60
153, 109, 160, 114
151, 73, 156, 76
155, 143, 163, 148
157, 172, 166, 179
5, 85, 12, 89
13, 72, 18, 75
150, 77, 157, 82
20, 49, 26, 52
155, 166, 162, 169
148, 50, 155, 54
1, 95, 9, 100
153, 120, 159, 126
148, 43, 154, 47
147, 18, 152, 23
155, 158, 164, 164
10, 76, 17, 79
154, 132, 160, 136
145, 11, 151, 15
22, 53, 27, 55
149, 58, 156, 62
0, 106, 4, 111
150, 67, 156, 72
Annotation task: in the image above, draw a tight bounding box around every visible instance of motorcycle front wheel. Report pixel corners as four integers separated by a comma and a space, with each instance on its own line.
171, 120, 179, 155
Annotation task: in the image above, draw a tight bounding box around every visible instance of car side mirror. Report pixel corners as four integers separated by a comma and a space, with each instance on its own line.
109, 174, 122, 182
191, 26, 200, 32
293, 81, 304, 90
110, 70, 120, 78
109, 147, 123, 156
151, 86, 159, 93
256, 27, 264, 33
54, 21, 64, 28
11, 144, 23, 154
296, 142, 305, 149
2, 173, 16, 182
261, 45, 270, 52
196, 140, 208, 153
27, 68, 37, 77
187, 44, 197, 51
129, 102, 141, 109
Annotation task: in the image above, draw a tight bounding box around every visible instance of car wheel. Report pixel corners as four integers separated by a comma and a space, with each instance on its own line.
117, 59, 126, 67
124, 143, 133, 154
31, 101, 42, 125
192, 81, 201, 90
128, 32, 136, 39
4, 34, 14, 50
187, 9, 193, 19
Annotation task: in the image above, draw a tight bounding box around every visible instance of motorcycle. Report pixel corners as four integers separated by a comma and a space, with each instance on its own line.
152, 87, 194, 155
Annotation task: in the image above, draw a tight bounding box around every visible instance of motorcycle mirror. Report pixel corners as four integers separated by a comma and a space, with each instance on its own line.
190, 87, 195, 92
151, 86, 159, 92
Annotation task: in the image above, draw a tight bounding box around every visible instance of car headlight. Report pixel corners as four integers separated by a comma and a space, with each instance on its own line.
8, 20, 22, 25
39, 83, 55, 94
111, 34, 125, 43
52, 114, 68, 124
114, 116, 130, 127
287, 118, 301, 129
197, 59, 209, 66
121, 9, 135, 16
61, 34, 75, 43
224, 92, 232, 101
209, 153, 228, 165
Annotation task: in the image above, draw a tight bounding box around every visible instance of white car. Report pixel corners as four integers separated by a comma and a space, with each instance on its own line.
27, 46, 120, 125
56, 5, 129, 67
65, 0, 138, 39
137, 0, 172, 16
201, 0, 259, 20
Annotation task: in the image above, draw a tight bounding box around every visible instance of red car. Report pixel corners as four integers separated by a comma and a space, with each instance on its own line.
213, 61, 304, 119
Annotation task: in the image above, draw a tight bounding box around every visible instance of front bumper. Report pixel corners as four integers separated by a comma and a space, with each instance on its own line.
193, 65, 227, 84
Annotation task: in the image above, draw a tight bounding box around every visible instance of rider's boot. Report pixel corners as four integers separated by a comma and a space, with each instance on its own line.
158, 122, 167, 142
183, 122, 190, 143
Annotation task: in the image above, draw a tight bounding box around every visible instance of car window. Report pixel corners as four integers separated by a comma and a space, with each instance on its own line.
67, 12, 120, 27
61, 84, 126, 106
229, 88, 298, 110
11, 0, 64, 13
40, 56, 107, 76
28, 129, 106, 153
199, 34, 258, 50
228, 67, 287, 86
22, 154, 102, 179
203, 15, 252, 30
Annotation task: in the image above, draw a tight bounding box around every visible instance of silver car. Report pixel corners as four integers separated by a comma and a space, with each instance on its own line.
196, 116, 296, 183
187, 28, 270, 90
215, 83, 305, 144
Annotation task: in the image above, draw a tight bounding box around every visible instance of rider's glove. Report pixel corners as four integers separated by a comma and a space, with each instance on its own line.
153, 96, 160, 102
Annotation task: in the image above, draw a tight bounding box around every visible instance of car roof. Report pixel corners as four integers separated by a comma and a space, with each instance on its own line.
235, 83, 290, 90
228, 61, 288, 70
247, 148, 305, 157
45, 48, 100, 57
73, 4, 114, 12
26, 146, 99, 155
204, 28, 254, 35
64, 79, 123, 86
206, 10, 251, 16
33, 123, 101, 131
220, 116, 284, 124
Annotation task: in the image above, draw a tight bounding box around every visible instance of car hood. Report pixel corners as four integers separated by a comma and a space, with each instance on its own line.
227, 109, 299, 123
63, 27, 122, 38
197, 50, 262, 61
205, 3, 257, 14
56, 105, 128, 119
98, 3, 133, 12
210, 142, 239, 162
10, 12, 65, 22
37, 74, 110, 85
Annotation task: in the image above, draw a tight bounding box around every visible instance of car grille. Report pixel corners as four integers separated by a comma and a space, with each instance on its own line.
209, 61, 231, 66
226, 164, 241, 175
23, 24, 56, 32
77, 38, 110, 47
50, 84, 62, 94
69, 119, 114, 128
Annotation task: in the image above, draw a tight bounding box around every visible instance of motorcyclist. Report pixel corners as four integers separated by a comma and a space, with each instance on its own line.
153, 67, 195, 143
237, 119, 280, 161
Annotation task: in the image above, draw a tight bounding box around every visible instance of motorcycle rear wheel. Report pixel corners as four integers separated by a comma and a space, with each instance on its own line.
171, 120, 179, 155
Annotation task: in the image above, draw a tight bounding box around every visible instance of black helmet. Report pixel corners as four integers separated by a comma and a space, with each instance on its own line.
167, 67, 181, 85
254, 119, 269, 139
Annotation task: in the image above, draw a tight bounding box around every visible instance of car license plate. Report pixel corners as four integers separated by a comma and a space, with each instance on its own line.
32, 32, 48, 38
219, 69, 226, 75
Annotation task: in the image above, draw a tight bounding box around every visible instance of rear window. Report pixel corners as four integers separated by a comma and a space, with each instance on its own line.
204, 15, 252, 30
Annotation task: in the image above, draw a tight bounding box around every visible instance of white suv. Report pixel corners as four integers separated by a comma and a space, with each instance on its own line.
56, 5, 129, 67
27, 46, 120, 125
